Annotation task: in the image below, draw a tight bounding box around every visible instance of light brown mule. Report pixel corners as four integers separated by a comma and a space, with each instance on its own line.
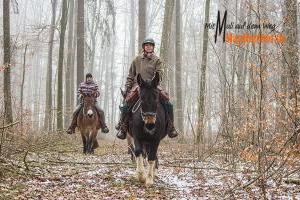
77, 94, 101, 154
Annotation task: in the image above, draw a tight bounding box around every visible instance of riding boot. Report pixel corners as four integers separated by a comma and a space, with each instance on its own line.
66, 104, 82, 134
164, 101, 178, 138
116, 104, 130, 140
95, 104, 109, 133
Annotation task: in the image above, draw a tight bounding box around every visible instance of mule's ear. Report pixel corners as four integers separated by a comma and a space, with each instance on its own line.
120, 88, 126, 98
137, 73, 144, 87
151, 72, 160, 88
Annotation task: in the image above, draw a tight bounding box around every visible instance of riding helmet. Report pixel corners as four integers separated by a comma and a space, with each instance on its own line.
142, 38, 155, 47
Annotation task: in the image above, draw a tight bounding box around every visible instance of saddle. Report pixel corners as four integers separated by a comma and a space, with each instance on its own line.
125, 85, 170, 104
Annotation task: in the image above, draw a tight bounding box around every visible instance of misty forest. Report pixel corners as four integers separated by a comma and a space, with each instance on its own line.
1, 0, 300, 199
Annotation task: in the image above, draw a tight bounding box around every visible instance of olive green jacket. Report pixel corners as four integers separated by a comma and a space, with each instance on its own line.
125, 53, 164, 90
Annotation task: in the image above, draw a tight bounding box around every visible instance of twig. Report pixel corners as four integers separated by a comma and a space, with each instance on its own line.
45, 159, 132, 166
283, 179, 300, 185
0, 121, 19, 130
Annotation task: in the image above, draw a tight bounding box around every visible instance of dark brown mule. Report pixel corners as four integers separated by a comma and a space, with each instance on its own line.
128, 72, 168, 186
77, 94, 101, 154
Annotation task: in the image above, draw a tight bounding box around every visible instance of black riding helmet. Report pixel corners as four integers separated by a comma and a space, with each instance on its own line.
142, 38, 155, 48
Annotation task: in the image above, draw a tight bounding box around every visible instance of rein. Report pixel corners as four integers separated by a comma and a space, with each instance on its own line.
132, 99, 141, 113
132, 98, 157, 123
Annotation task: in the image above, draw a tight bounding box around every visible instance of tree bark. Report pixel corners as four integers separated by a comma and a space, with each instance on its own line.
44, 0, 57, 131
196, 0, 210, 158
3, 0, 13, 123
138, 0, 146, 50
77, 0, 85, 95
160, 0, 175, 88
283, 0, 299, 143
65, 0, 75, 127
129, 0, 136, 61
56, 0, 68, 130
20, 44, 28, 128
175, 0, 183, 133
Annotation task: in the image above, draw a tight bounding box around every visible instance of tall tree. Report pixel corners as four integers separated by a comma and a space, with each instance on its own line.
138, 0, 146, 50
86, 1, 102, 74
196, 0, 211, 156
129, 0, 136, 61
56, 0, 68, 130
44, 0, 58, 131
175, 0, 183, 133
160, 0, 175, 88
77, 0, 85, 92
65, 0, 75, 127
3, 0, 13, 123
283, 0, 299, 143
20, 44, 28, 128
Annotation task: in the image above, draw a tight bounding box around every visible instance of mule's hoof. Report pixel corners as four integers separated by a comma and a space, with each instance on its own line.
145, 176, 154, 186
101, 127, 109, 133
66, 128, 75, 134
137, 171, 146, 183
116, 131, 126, 140
168, 129, 178, 138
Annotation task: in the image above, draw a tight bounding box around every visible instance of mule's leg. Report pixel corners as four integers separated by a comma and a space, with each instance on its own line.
154, 155, 158, 177
146, 142, 159, 186
134, 139, 145, 183
127, 135, 135, 163
87, 131, 93, 154
90, 130, 98, 154
81, 133, 87, 154
93, 138, 99, 149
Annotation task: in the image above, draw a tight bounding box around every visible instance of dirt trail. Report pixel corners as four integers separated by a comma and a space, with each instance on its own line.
1, 134, 299, 199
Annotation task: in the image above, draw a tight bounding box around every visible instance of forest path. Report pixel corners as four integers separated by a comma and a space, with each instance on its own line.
1, 133, 299, 199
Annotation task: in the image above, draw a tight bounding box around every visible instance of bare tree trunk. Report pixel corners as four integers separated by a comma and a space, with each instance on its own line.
71, 0, 78, 110
20, 44, 28, 128
175, 0, 183, 133
44, 0, 57, 131
138, 0, 146, 50
56, 0, 68, 131
3, 0, 13, 123
77, 0, 85, 95
104, 43, 110, 119
160, 0, 175, 88
129, 0, 136, 61
168, 14, 176, 98
110, 37, 116, 125
65, 0, 75, 127
284, 0, 299, 144
196, 0, 210, 158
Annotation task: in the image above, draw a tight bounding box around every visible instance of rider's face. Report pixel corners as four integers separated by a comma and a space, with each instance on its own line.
86, 77, 93, 82
144, 43, 154, 53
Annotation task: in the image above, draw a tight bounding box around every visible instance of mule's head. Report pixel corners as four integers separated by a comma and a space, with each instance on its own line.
137, 72, 160, 132
82, 94, 96, 118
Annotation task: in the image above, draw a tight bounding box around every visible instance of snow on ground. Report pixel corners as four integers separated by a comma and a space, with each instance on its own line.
1, 134, 300, 199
